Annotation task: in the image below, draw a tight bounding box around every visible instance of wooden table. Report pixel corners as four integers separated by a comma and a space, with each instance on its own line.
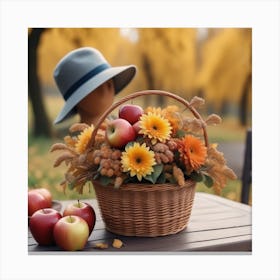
28, 192, 252, 253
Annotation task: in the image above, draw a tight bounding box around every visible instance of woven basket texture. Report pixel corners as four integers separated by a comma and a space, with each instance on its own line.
93, 180, 196, 237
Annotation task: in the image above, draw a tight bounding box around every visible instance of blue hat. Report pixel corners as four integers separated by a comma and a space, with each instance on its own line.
53, 47, 136, 124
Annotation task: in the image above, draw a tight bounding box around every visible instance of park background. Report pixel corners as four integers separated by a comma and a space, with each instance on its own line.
28, 27, 252, 203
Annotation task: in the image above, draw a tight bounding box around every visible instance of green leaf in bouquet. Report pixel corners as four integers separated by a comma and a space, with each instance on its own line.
124, 141, 135, 150
144, 164, 164, 184
135, 135, 145, 143
157, 172, 166, 184
123, 176, 132, 184
99, 176, 112, 186
203, 174, 214, 188
173, 150, 181, 162
176, 129, 186, 138
166, 175, 176, 184
190, 172, 203, 182
144, 176, 155, 184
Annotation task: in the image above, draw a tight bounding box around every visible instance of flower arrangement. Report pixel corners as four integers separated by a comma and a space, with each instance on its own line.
50, 93, 237, 195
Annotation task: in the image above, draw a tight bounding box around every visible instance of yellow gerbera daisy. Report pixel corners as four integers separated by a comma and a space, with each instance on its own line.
139, 112, 172, 145
144, 106, 181, 136
121, 143, 156, 181
75, 125, 94, 154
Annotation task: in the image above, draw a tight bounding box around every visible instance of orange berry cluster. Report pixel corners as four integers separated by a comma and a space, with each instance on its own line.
153, 143, 174, 164
91, 145, 122, 178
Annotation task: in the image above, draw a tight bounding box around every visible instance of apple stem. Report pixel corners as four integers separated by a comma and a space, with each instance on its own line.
78, 199, 80, 208
42, 209, 46, 214
69, 215, 72, 223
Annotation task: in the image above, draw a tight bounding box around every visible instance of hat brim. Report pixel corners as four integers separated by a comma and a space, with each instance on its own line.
54, 65, 136, 124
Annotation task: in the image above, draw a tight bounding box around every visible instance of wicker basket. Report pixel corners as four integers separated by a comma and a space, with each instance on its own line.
88, 90, 209, 237
93, 180, 196, 237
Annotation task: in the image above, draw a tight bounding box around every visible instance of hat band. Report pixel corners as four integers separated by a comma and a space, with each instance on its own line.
63, 63, 110, 101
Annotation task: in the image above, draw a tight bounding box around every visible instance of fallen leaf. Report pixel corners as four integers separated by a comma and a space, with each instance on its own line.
112, 239, 123, 249
94, 242, 108, 249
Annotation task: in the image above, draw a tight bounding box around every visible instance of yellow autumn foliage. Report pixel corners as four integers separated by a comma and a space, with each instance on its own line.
196, 28, 252, 107
37, 28, 251, 113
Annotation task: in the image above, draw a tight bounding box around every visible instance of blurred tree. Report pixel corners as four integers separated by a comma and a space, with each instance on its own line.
28, 28, 52, 137
196, 28, 252, 125
136, 28, 197, 105
38, 28, 122, 85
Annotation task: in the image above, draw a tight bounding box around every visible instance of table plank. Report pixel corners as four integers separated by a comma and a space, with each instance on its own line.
28, 192, 252, 253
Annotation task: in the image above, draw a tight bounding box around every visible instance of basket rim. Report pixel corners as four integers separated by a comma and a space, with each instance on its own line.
87, 90, 209, 148
92, 179, 196, 192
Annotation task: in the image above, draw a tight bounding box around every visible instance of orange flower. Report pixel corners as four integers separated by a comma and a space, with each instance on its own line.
178, 135, 207, 173
162, 106, 181, 135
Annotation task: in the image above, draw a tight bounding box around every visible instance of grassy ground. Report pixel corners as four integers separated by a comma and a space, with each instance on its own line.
28, 95, 250, 203
28, 136, 95, 200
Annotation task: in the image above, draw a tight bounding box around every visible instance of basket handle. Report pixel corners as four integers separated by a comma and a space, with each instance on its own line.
87, 90, 209, 148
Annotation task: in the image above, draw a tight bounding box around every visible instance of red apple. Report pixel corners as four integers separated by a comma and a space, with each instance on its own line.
132, 120, 142, 135
33, 188, 52, 205
53, 215, 89, 251
63, 200, 96, 235
28, 190, 52, 216
29, 208, 62, 246
119, 104, 144, 124
106, 118, 136, 148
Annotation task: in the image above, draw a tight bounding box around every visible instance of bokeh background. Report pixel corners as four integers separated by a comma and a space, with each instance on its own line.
28, 28, 252, 202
